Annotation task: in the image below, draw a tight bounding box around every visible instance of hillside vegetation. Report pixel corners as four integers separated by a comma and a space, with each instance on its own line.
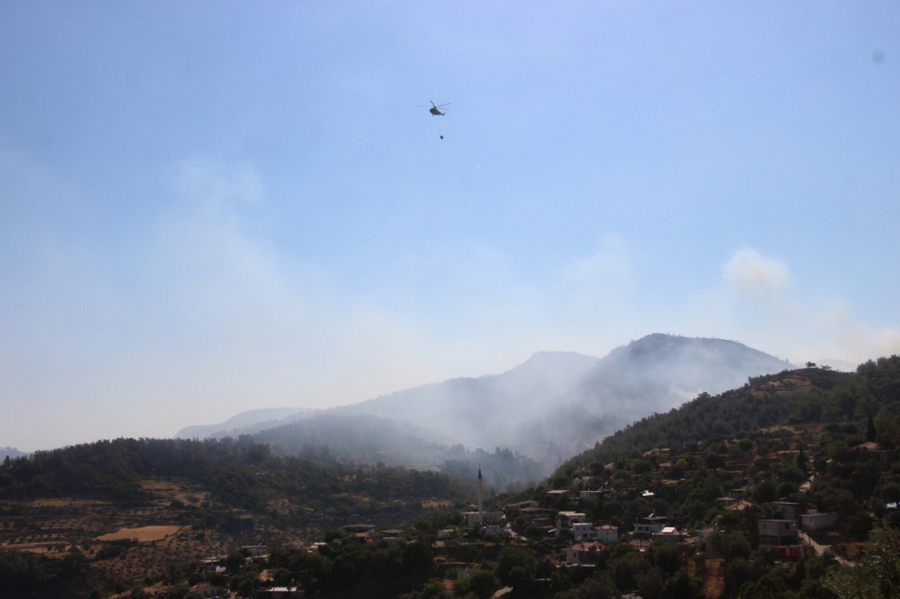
2, 358, 899, 598
0, 437, 469, 522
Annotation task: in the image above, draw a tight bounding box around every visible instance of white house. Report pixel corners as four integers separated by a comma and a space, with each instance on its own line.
572, 522, 594, 542
633, 514, 668, 537
596, 524, 619, 544
758, 519, 798, 546
557, 511, 588, 530
652, 526, 685, 543
800, 512, 837, 533
566, 542, 603, 566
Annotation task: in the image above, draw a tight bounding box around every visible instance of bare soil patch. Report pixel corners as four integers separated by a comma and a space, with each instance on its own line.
98, 525, 181, 543
140, 479, 207, 506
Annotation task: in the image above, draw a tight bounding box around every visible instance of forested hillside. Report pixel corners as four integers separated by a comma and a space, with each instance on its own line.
558, 358, 900, 477
0, 437, 469, 521
255, 413, 547, 491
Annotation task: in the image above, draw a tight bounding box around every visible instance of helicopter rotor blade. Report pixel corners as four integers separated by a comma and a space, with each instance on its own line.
437, 103, 451, 107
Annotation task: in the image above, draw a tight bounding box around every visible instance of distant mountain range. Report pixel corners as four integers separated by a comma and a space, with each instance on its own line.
1, 447, 29, 460
176, 334, 793, 481
176, 407, 311, 439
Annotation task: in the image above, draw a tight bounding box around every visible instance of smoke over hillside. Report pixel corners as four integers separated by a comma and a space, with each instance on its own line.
176, 334, 792, 485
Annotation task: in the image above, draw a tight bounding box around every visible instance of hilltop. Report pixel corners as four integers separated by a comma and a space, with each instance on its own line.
342, 335, 790, 464
0, 447, 29, 461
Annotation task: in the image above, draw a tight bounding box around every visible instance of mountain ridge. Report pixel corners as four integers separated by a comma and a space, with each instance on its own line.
175, 334, 793, 482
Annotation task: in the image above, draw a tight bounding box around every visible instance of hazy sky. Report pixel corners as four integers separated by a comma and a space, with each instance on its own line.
2, 2, 899, 450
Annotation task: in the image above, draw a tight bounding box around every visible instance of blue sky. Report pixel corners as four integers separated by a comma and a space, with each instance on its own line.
2, 2, 899, 450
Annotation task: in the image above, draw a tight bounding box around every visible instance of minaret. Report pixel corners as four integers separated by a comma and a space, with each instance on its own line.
477, 465, 484, 524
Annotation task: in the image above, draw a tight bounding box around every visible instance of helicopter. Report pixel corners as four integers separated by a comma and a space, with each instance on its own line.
420, 100, 450, 116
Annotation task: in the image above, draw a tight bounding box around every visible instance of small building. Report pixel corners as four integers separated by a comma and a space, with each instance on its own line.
263, 586, 305, 598
726, 499, 753, 512
200, 556, 227, 574
758, 519, 798, 546
596, 524, 619, 544
518, 507, 557, 525
627, 538, 652, 552
855, 441, 882, 451
854, 441, 891, 465
343, 524, 376, 536
566, 542, 604, 565
633, 514, 668, 538
556, 511, 588, 534
438, 528, 455, 539
800, 512, 838, 533
572, 522, 594, 542
241, 545, 270, 560
652, 526, 685, 543
546, 489, 573, 501
772, 501, 800, 521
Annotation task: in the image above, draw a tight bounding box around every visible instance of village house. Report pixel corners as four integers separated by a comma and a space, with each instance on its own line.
854, 441, 891, 465
556, 511, 589, 533
263, 586, 305, 598
517, 506, 557, 526
633, 514, 668, 538
652, 526, 685, 543
200, 555, 227, 575
572, 522, 594, 542
725, 499, 753, 512
241, 545, 270, 561
771, 501, 800, 521
566, 542, 604, 566
596, 524, 619, 544
482, 522, 508, 536
627, 538, 652, 552
343, 523, 376, 535
546, 489, 574, 500
757, 519, 799, 546
800, 512, 838, 533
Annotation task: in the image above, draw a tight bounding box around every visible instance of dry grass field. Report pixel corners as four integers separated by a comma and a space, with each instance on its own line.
0, 479, 237, 587
97, 525, 182, 543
